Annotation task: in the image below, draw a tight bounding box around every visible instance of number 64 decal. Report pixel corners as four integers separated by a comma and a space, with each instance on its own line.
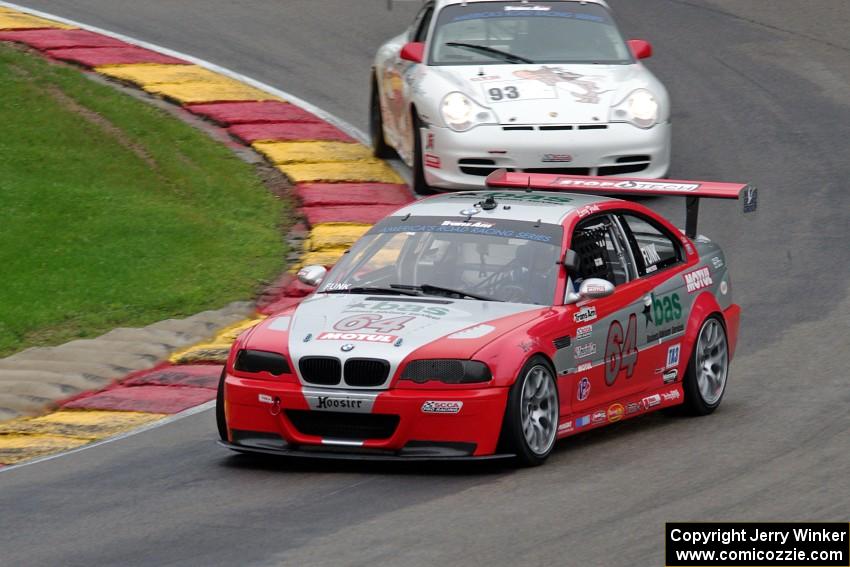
604, 313, 638, 386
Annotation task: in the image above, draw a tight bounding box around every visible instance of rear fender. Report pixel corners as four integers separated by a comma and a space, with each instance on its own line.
680, 292, 726, 367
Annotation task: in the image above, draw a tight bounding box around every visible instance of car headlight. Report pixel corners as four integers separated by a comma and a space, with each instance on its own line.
609, 88, 659, 129
234, 349, 291, 376
400, 359, 492, 384
440, 92, 496, 132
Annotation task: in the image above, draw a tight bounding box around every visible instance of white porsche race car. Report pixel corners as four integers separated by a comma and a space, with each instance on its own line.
371, 0, 671, 194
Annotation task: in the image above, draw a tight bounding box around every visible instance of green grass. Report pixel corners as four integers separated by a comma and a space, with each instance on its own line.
0, 45, 287, 356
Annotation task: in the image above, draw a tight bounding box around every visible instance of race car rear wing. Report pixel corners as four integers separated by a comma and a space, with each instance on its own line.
485, 170, 758, 238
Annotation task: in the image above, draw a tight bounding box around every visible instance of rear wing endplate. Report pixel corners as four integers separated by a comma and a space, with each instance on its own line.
485, 170, 758, 238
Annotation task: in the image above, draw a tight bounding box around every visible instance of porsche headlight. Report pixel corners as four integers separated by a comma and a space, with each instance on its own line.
610, 88, 659, 129
440, 92, 496, 132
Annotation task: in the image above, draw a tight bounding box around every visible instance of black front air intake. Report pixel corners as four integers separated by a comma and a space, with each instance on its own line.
285, 410, 399, 440
298, 356, 341, 386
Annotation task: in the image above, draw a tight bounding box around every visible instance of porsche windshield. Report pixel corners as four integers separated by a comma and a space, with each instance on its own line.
430, 1, 631, 65
318, 216, 563, 305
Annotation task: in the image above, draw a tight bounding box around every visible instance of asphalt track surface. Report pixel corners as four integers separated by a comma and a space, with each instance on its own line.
2, 2, 849, 566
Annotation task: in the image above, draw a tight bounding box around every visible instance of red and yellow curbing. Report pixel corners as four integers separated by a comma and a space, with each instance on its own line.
0, 6, 414, 467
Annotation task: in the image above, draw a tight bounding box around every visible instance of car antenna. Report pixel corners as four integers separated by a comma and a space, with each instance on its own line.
401, 213, 410, 221
480, 195, 498, 210
526, 176, 532, 193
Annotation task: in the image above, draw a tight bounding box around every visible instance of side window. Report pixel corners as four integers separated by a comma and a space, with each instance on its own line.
619, 214, 683, 276
570, 215, 632, 287
411, 5, 434, 43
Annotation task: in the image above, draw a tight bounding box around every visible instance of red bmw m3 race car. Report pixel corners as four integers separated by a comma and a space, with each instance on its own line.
217, 171, 757, 466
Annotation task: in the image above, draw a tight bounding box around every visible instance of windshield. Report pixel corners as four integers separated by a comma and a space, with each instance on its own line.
430, 1, 631, 65
317, 216, 563, 305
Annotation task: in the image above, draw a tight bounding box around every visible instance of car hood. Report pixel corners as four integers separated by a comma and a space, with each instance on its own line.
286, 294, 543, 388
430, 63, 646, 125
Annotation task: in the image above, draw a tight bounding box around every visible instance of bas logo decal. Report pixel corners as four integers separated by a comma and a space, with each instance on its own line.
648, 292, 682, 326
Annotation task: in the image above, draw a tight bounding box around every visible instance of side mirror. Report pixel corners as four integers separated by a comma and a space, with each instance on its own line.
296, 265, 327, 287
400, 42, 425, 63
563, 249, 580, 271
578, 278, 615, 300
627, 39, 653, 60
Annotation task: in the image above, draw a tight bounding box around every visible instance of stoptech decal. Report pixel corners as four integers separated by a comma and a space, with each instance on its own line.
551, 178, 700, 192
316, 332, 398, 343
683, 267, 713, 293
421, 401, 463, 414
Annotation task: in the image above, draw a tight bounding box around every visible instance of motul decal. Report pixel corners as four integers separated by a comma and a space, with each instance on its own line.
316, 332, 397, 343
683, 267, 713, 293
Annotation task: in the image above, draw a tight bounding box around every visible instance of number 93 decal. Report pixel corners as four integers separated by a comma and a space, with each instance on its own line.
604, 314, 638, 386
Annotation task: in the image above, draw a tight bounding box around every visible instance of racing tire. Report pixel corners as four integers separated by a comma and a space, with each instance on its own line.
369, 75, 394, 159
410, 111, 437, 195
500, 355, 560, 467
216, 369, 228, 442
681, 315, 729, 416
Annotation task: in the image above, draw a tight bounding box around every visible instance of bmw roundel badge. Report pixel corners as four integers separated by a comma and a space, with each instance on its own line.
340, 343, 355, 352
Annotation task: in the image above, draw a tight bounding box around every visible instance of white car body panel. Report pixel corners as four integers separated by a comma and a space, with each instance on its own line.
373, 0, 671, 189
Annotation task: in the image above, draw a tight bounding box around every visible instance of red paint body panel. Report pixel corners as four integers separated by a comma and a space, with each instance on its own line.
186, 101, 321, 125
46, 46, 188, 67
224, 375, 508, 455
0, 29, 128, 49
724, 304, 741, 360
227, 122, 354, 144
295, 183, 413, 207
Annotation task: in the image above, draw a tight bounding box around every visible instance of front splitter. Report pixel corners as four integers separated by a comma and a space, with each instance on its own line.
218, 440, 515, 462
